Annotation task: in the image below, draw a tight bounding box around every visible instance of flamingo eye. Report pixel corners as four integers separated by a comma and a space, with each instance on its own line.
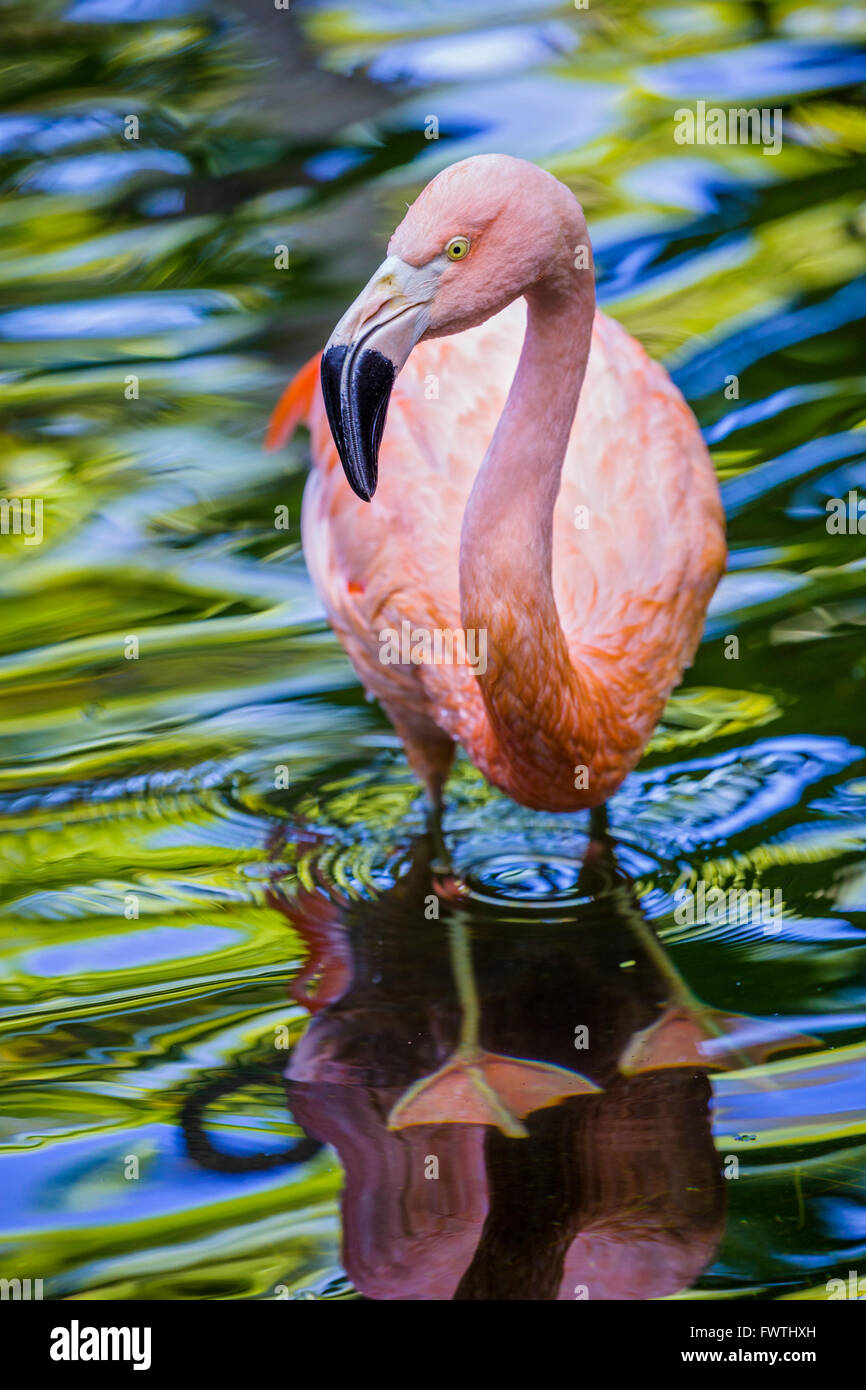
445, 236, 470, 261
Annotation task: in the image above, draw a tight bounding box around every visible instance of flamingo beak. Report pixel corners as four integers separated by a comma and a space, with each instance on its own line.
321, 256, 438, 501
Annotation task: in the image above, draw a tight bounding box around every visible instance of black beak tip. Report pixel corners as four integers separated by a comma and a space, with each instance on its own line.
351, 478, 375, 504
320, 343, 395, 505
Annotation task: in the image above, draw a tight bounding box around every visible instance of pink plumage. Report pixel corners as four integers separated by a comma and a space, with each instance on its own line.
269, 154, 726, 814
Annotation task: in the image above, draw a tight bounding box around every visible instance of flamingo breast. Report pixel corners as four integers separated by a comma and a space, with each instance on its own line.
301, 301, 726, 793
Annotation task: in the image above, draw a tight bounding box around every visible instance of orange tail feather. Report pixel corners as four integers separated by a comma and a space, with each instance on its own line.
265, 351, 322, 452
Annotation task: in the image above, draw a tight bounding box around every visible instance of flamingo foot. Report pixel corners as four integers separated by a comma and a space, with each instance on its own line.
387, 1048, 601, 1138
618, 1004, 820, 1075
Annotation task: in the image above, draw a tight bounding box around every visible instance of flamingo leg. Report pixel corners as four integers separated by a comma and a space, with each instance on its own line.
576, 800, 616, 898
425, 781, 451, 875
615, 889, 817, 1077
387, 913, 600, 1137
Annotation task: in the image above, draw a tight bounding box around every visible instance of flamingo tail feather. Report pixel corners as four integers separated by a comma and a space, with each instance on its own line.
265, 351, 321, 452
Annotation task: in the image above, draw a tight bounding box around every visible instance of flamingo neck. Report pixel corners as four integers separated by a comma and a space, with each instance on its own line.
459, 274, 595, 809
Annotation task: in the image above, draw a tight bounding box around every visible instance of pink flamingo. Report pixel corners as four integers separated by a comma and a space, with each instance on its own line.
267, 154, 727, 1129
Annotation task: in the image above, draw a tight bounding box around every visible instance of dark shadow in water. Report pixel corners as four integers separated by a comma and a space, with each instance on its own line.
180, 1064, 324, 1174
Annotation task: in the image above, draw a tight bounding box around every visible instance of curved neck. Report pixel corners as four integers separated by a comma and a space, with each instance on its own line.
459, 272, 595, 808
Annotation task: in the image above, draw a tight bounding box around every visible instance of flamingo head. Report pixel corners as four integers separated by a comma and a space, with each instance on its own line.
320, 153, 592, 501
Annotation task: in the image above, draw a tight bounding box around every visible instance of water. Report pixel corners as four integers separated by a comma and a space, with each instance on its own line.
0, 0, 865, 1301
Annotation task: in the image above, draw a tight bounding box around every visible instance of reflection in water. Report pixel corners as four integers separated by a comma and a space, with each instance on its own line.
224, 823, 806, 1301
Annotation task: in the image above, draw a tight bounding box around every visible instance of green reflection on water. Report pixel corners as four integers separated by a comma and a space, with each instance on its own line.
0, 0, 865, 1300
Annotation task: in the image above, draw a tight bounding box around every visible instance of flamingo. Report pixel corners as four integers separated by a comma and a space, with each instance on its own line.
267, 153, 727, 1129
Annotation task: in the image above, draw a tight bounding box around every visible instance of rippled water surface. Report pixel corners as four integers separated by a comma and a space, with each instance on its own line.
1, 0, 865, 1300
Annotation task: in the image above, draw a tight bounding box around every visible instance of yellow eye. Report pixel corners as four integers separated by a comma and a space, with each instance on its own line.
445, 236, 470, 261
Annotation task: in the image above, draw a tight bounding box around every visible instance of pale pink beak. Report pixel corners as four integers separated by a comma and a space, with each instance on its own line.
320, 255, 440, 500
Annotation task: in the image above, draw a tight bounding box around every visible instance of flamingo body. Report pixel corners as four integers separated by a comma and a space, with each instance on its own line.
269, 157, 726, 812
